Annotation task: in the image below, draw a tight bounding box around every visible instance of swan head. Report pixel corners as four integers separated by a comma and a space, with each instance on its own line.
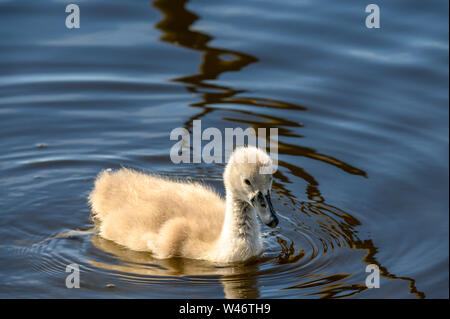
224, 146, 279, 228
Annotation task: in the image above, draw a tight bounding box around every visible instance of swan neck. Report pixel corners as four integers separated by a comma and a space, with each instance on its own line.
210, 189, 263, 262
222, 192, 259, 240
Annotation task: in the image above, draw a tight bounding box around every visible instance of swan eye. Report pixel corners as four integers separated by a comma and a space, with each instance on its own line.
244, 179, 251, 186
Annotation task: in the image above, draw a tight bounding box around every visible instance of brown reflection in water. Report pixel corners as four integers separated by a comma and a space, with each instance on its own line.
118, 0, 425, 298
292, 187, 425, 299
152, 0, 366, 179
286, 273, 367, 299
89, 235, 260, 298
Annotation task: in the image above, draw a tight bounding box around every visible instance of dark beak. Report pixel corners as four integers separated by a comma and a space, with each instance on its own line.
265, 194, 279, 228
252, 191, 279, 228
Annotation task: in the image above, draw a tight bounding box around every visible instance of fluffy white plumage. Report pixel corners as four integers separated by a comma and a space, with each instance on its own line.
89, 146, 278, 263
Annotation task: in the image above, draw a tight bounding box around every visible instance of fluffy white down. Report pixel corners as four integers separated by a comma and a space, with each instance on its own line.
89, 146, 275, 263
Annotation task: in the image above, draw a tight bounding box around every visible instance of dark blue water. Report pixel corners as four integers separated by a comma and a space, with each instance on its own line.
0, 0, 448, 298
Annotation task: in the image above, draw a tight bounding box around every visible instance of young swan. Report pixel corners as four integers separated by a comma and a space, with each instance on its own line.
88, 146, 278, 263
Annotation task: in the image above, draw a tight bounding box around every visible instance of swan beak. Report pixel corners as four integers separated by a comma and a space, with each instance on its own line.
252, 191, 279, 228
265, 194, 279, 228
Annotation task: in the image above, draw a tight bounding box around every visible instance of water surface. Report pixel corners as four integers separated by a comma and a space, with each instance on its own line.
0, 0, 448, 298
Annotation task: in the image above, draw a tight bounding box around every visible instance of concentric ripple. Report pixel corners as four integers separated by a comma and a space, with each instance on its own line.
1, 147, 426, 298
6, 179, 405, 298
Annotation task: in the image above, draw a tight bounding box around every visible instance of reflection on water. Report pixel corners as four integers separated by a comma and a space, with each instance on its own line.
1, 0, 446, 298
153, 0, 424, 298
68, 0, 425, 299
89, 235, 261, 298
153, 0, 368, 179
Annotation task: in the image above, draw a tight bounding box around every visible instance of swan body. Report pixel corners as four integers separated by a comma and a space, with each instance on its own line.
89, 146, 278, 263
